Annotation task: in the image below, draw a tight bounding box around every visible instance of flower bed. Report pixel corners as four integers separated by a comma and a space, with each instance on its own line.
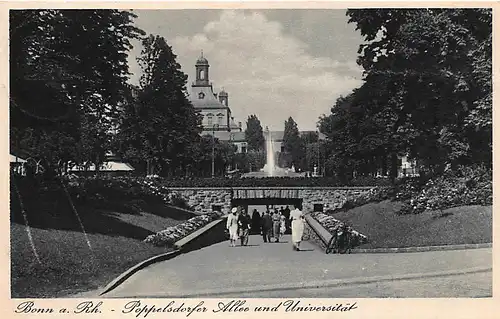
66, 176, 192, 209
310, 212, 368, 248
326, 187, 394, 214
144, 212, 220, 247
396, 165, 492, 214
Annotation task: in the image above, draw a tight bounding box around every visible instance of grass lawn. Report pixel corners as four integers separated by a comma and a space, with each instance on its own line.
11, 223, 172, 298
329, 201, 492, 249
10, 181, 195, 298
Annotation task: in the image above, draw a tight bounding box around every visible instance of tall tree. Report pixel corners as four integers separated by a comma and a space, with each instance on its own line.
345, 8, 492, 177
188, 135, 237, 177
117, 35, 202, 176
282, 117, 304, 170
244, 115, 265, 151
10, 9, 144, 174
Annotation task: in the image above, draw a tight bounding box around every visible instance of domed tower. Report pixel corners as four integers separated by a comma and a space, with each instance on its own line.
195, 51, 210, 86
218, 88, 228, 106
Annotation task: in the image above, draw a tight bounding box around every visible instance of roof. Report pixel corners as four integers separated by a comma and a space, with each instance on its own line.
196, 52, 209, 65
69, 161, 135, 172
202, 131, 246, 142
189, 86, 229, 110
267, 131, 326, 142
10, 154, 26, 163
202, 130, 326, 143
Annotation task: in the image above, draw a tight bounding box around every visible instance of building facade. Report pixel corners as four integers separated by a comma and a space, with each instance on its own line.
188, 53, 247, 153
189, 53, 242, 133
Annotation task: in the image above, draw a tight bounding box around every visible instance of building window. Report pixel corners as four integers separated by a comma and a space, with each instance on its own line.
281, 145, 285, 152
198, 92, 205, 99
241, 143, 247, 153
217, 113, 224, 124
206, 113, 214, 126
199, 70, 205, 80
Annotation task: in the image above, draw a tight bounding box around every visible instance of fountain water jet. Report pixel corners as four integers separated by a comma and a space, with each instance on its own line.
242, 126, 304, 178
263, 127, 275, 176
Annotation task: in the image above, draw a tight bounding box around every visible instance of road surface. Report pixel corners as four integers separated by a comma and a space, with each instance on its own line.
103, 235, 491, 298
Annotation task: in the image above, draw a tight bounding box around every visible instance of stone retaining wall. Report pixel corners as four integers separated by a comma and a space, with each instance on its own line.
299, 188, 373, 212
169, 188, 232, 214
176, 218, 228, 253
303, 217, 328, 251
166, 187, 378, 214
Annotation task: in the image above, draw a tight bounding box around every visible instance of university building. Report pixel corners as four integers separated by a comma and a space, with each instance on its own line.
188, 53, 248, 153
187, 53, 327, 155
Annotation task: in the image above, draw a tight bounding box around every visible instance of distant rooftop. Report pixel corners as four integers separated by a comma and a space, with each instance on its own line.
201, 130, 326, 142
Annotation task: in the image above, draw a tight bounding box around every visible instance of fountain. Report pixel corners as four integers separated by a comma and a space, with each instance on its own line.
242, 126, 304, 178
262, 127, 276, 176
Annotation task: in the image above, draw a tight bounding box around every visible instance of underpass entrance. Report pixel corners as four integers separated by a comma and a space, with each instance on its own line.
231, 196, 303, 235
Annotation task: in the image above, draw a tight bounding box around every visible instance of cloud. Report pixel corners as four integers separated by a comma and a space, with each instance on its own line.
135, 10, 363, 131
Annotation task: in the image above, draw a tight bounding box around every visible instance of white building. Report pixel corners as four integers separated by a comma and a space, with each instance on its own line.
188, 53, 242, 135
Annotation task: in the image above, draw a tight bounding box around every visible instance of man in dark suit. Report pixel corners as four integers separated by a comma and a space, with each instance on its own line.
238, 210, 251, 246
261, 210, 273, 243
283, 206, 291, 234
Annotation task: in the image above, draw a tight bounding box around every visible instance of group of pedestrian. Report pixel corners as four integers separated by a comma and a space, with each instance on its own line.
260, 208, 286, 243
225, 204, 305, 251
226, 207, 251, 247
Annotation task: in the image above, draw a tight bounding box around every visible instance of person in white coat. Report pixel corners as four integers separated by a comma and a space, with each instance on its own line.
289, 205, 305, 251
226, 207, 239, 247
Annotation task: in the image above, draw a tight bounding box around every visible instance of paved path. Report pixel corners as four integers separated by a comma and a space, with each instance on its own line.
104, 235, 492, 298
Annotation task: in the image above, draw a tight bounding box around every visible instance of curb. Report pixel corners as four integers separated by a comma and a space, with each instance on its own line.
108, 266, 492, 298
99, 249, 181, 296
99, 218, 226, 296
305, 214, 492, 254
350, 243, 492, 254
173, 218, 225, 249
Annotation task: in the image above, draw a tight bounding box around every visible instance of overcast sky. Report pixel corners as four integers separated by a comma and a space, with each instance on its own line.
128, 9, 365, 131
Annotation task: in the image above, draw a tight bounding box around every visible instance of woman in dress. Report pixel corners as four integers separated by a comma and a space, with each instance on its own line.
226, 207, 239, 247
279, 213, 286, 239
271, 209, 281, 242
289, 205, 305, 251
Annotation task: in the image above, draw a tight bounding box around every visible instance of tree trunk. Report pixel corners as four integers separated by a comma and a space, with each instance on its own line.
389, 153, 398, 183
382, 154, 388, 176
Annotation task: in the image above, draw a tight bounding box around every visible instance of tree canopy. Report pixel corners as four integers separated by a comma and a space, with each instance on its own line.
10, 9, 144, 175
319, 9, 492, 181
244, 114, 265, 151
283, 117, 305, 170
116, 35, 202, 176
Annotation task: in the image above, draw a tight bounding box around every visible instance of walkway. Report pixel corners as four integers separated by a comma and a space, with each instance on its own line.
103, 235, 492, 298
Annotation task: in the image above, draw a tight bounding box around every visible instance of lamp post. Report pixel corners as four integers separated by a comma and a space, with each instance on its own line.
316, 130, 320, 176
211, 124, 219, 178
229, 133, 234, 171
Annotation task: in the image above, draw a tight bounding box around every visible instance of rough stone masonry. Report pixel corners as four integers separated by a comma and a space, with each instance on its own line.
166, 187, 377, 214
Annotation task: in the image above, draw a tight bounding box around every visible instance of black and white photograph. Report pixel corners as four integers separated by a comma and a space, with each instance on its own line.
8, 6, 493, 301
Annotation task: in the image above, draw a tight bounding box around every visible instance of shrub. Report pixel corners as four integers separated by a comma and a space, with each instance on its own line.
155, 176, 392, 188
169, 193, 190, 210
325, 187, 394, 214
396, 164, 492, 214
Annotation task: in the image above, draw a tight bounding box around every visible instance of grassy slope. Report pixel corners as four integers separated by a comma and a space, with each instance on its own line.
330, 201, 492, 249
10, 184, 194, 298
